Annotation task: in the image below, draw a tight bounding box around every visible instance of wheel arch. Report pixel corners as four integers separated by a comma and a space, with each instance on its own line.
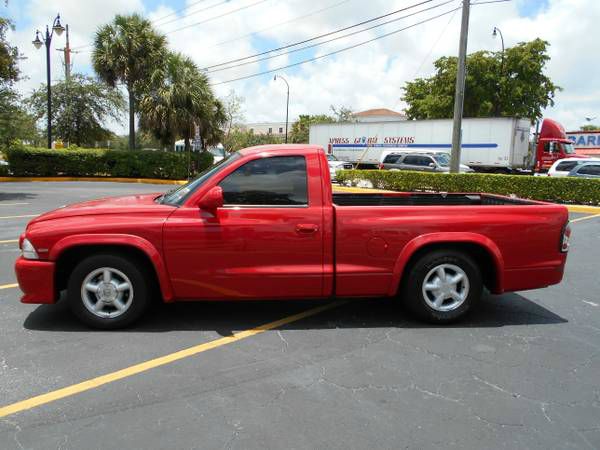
51, 234, 174, 302
388, 233, 505, 296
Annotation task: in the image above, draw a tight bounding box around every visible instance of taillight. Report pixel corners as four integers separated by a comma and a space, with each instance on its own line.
560, 222, 571, 253
378, 163, 384, 170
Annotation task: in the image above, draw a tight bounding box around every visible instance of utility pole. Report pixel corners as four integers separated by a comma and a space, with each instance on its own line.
64, 24, 71, 80
450, 0, 470, 173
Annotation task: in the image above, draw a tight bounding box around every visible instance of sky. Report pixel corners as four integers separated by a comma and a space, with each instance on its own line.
4, 0, 600, 134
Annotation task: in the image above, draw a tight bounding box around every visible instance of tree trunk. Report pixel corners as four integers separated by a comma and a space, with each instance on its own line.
128, 83, 135, 150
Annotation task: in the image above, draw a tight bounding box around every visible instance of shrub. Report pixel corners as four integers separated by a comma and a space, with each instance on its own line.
4, 144, 213, 180
337, 170, 600, 206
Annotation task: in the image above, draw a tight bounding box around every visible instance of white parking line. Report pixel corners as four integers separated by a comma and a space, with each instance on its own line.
571, 214, 600, 223
0, 214, 38, 219
0, 203, 30, 206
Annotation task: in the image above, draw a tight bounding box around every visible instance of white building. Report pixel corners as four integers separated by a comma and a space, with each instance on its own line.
242, 122, 288, 136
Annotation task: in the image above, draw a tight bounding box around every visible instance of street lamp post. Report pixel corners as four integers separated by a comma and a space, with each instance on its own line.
274, 75, 289, 144
32, 14, 65, 149
492, 26, 505, 117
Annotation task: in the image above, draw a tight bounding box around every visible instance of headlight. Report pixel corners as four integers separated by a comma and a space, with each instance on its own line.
21, 238, 39, 260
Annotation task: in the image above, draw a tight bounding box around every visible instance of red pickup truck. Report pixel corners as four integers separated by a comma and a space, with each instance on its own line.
15, 145, 571, 328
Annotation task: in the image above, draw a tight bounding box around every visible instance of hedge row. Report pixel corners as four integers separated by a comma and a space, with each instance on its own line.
4, 145, 214, 180
336, 170, 600, 205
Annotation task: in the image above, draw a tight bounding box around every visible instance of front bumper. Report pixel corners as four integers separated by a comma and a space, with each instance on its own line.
14, 257, 56, 304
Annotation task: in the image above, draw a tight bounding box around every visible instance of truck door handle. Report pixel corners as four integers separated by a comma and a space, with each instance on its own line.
296, 224, 319, 234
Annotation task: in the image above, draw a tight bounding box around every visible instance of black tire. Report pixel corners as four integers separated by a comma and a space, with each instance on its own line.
400, 250, 482, 324
67, 253, 150, 329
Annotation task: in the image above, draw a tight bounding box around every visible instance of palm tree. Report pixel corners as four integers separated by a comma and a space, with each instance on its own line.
139, 52, 218, 152
92, 14, 167, 150
198, 98, 227, 149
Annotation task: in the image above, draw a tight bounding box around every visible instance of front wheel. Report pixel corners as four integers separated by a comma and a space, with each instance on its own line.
67, 254, 150, 329
400, 250, 482, 323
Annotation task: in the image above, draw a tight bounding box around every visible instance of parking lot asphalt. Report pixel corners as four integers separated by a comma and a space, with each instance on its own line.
1, 182, 599, 450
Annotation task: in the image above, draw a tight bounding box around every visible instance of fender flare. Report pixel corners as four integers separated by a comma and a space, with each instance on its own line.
50, 234, 174, 302
387, 232, 505, 296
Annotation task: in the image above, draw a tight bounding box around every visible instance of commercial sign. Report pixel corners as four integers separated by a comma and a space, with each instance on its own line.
567, 131, 600, 155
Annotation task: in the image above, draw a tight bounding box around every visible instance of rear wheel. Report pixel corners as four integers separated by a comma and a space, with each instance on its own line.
67, 254, 150, 329
400, 250, 482, 323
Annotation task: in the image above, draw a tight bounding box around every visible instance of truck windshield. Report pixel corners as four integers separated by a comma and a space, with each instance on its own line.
158, 152, 241, 206
563, 142, 576, 154
433, 153, 451, 166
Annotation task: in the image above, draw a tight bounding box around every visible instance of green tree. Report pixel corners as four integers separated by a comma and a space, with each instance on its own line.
330, 105, 354, 122
0, 17, 19, 86
581, 124, 600, 131
92, 14, 167, 149
0, 15, 36, 148
289, 114, 335, 143
28, 74, 125, 147
197, 98, 227, 149
222, 90, 245, 138
402, 39, 559, 122
0, 88, 39, 148
138, 51, 222, 151
222, 129, 283, 153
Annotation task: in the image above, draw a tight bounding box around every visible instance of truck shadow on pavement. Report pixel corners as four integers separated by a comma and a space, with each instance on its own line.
23, 292, 567, 333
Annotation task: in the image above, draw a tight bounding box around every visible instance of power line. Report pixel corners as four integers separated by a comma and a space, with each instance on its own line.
212, 6, 461, 86
155, 0, 232, 27
390, 5, 458, 111
165, 0, 271, 35
152, 0, 212, 24
204, 0, 435, 70
207, 0, 456, 74
71, 0, 245, 50
208, 0, 353, 49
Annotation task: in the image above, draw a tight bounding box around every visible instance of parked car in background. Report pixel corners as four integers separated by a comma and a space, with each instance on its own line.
379, 152, 473, 173
547, 157, 598, 177
567, 161, 600, 179
208, 145, 227, 164
327, 154, 353, 181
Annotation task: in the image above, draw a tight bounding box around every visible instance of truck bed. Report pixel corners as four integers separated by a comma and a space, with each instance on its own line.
332, 192, 534, 207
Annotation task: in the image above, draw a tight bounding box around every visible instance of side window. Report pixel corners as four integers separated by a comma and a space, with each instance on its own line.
384, 154, 401, 163
578, 165, 600, 176
556, 161, 578, 172
403, 155, 420, 165
219, 156, 308, 206
406, 156, 430, 166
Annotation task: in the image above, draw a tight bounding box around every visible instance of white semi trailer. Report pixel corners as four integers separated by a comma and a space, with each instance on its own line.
309, 117, 532, 172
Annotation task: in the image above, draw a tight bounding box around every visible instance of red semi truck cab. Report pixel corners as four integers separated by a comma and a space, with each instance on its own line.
15, 145, 571, 329
535, 118, 587, 172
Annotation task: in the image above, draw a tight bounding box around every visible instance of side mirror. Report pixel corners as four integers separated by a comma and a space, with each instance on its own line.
198, 186, 224, 211
429, 162, 436, 167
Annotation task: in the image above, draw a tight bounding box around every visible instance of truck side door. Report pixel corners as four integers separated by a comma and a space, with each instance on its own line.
163, 154, 325, 300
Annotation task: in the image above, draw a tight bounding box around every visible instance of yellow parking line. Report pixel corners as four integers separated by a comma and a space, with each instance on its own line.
0, 283, 18, 290
0, 214, 38, 219
571, 214, 600, 223
0, 300, 346, 418
0, 239, 18, 244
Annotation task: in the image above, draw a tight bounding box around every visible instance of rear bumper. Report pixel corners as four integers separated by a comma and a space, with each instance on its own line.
14, 257, 56, 304
502, 261, 566, 293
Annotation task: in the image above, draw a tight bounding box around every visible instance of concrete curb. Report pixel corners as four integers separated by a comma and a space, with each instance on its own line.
0, 176, 187, 185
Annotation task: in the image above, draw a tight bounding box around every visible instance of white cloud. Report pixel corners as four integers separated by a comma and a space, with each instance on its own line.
7, 0, 600, 134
